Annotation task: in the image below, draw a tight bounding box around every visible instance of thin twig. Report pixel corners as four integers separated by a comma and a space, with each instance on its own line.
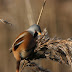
0, 19, 12, 26
37, 0, 47, 25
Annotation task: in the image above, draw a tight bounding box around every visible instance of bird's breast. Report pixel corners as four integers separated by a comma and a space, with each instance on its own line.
20, 49, 32, 59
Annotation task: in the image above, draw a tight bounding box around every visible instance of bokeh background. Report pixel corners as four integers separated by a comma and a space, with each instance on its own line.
0, 0, 72, 72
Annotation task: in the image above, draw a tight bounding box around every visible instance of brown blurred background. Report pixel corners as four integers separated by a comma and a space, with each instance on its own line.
0, 0, 72, 72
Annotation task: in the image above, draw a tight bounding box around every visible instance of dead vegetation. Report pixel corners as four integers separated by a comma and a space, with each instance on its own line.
19, 28, 72, 72
37, 29, 72, 66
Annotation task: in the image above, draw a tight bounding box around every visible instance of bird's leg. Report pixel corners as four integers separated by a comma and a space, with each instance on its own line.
20, 59, 26, 72
16, 60, 20, 72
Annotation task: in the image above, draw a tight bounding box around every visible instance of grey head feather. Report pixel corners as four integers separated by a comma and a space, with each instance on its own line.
27, 24, 41, 36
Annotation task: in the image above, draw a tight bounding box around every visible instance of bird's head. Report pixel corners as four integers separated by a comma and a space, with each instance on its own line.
27, 24, 41, 38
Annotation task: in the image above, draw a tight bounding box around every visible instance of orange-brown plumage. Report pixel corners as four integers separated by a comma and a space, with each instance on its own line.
10, 24, 41, 72
12, 31, 36, 61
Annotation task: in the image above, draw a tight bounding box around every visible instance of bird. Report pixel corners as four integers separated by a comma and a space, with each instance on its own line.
10, 24, 41, 72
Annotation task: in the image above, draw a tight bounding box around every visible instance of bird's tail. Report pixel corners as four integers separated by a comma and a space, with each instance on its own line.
9, 47, 12, 53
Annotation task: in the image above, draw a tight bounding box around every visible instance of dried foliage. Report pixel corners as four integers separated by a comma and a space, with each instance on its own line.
36, 28, 72, 66
20, 60, 50, 72
20, 28, 72, 72
0, 19, 12, 25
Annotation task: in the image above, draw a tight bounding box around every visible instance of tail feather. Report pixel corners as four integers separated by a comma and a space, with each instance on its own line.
9, 48, 12, 53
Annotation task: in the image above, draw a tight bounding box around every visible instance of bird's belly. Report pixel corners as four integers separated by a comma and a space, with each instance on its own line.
20, 50, 32, 59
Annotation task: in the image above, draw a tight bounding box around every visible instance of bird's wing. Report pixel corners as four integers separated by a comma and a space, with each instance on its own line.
13, 36, 24, 51
9, 32, 27, 52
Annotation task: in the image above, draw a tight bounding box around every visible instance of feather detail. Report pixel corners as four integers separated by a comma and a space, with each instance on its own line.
12, 32, 27, 48
10, 32, 28, 52
15, 40, 24, 46
14, 40, 24, 51
9, 47, 12, 53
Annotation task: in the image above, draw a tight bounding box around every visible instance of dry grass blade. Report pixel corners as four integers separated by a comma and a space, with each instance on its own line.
0, 19, 12, 26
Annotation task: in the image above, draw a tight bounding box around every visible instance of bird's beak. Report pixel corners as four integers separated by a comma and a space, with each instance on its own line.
38, 32, 41, 35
